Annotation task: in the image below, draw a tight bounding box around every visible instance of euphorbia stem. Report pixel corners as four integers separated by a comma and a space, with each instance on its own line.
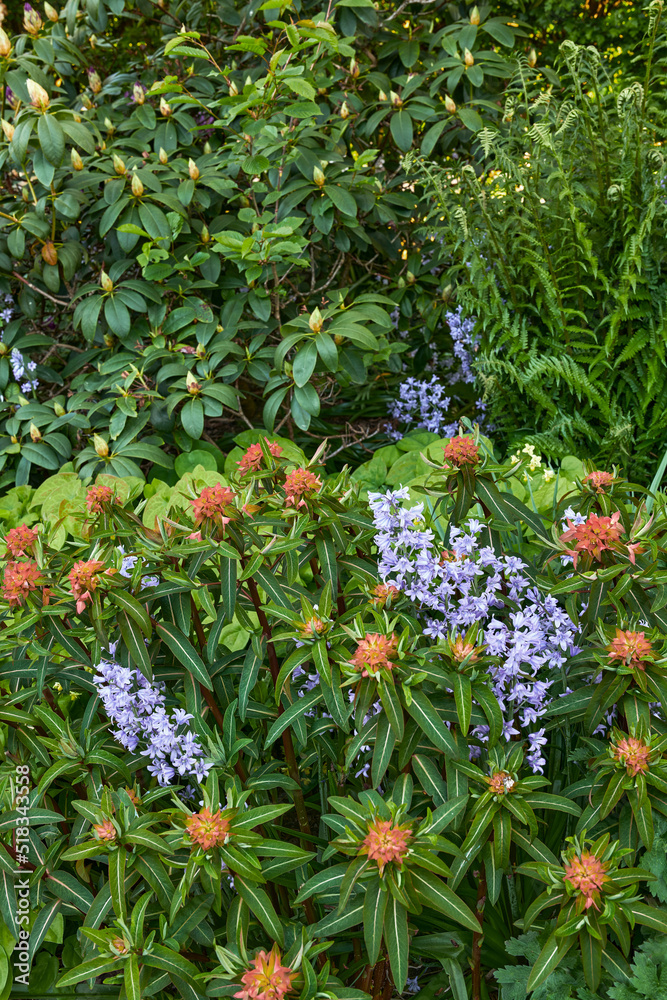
471, 871, 487, 1000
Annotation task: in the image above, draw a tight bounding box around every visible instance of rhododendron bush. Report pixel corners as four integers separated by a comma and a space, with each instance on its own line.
3, 435, 667, 1000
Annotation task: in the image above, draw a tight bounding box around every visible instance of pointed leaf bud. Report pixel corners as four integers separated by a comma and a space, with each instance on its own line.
30, 423, 42, 442
470, 5, 480, 25
188, 158, 199, 180
1, 119, 14, 142
528, 47, 537, 68
88, 68, 102, 94
0, 27, 12, 57
228, 80, 238, 96
390, 90, 402, 107
132, 83, 145, 105
340, 100, 350, 119
26, 79, 50, 111
378, 89, 387, 102
41, 241, 58, 266
313, 166, 325, 188
53, 401, 65, 416
200, 224, 210, 244
71, 148, 83, 170
44, 2, 59, 20
159, 97, 172, 116
308, 307, 323, 333
112, 154, 126, 175
131, 172, 144, 197
204, 140, 211, 154
445, 94, 456, 113
100, 269, 113, 292
464, 48, 474, 67
350, 57, 359, 78
158, 147, 168, 164
94, 434, 109, 457
103, 116, 114, 131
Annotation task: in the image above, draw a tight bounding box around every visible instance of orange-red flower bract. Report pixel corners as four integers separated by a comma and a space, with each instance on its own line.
486, 770, 515, 795
559, 511, 624, 567
86, 484, 118, 513
607, 629, 653, 670
5, 523, 39, 558
613, 735, 652, 776
450, 635, 481, 663
583, 470, 614, 493
69, 559, 106, 613
370, 582, 400, 607
563, 851, 609, 911
93, 819, 116, 842
349, 633, 398, 677
238, 439, 283, 474
2, 561, 41, 606
299, 616, 326, 637
191, 484, 236, 528
186, 808, 231, 849
444, 435, 479, 467
283, 468, 322, 507
359, 818, 412, 874
234, 945, 297, 1000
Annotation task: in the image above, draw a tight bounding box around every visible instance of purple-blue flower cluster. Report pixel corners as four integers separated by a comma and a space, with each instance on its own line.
387, 375, 458, 440
368, 488, 579, 772
94, 650, 211, 785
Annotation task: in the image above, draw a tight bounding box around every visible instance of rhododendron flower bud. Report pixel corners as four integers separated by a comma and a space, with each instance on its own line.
27, 79, 50, 111
131, 172, 144, 196
1, 119, 14, 141
44, 2, 59, 21
99, 270, 113, 291
378, 90, 387, 102
313, 165, 325, 187
112, 154, 126, 175
53, 401, 65, 416
234, 946, 297, 1000
0, 29, 11, 57
528, 47, 537, 67
228, 80, 238, 96
41, 241, 58, 266
71, 148, 83, 170
350, 57, 359, 78
159, 97, 172, 116
23, 4, 42, 35
5, 524, 39, 559
186, 370, 201, 394
308, 307, 323, 333
29, 422, 42, 442
390, 90, 402, 107
445, 94, 456, 113
94, 434, 109, 457
158, 147, 168, 164
470, 5, 480, 24
188, 158, 200, 180
340, 100, 350, 119
88, 68, 102, 94
464, 48, 474, 67
132, 83, 145, 105
359, 818, 412, 874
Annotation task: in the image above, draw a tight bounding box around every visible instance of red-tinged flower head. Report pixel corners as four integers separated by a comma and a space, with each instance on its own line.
350, 633, 398, 678
300, 616, 326, 638
283, 468, 322, 508
86, 484, 118, 513
93, 819, 116, 842
234, 945, 297, 1000
583, 470, 614, 494
613, 735, 651, 776
486, 771, 516, 796
2, 561, 41, 607
370, 583, 400, 607
559, 511, 624, 567
444, 435, 479, 468
69, 559, 106, 613
238, 439, 283, 475
563, 851, 609, 910
607, 629, 653, 671
359, 818, 412, 874
5, 523, 39, 559
191, 484, 236, 528
450, 635, 481, 663
125, 787, 140, 805
186, 807, 231, 850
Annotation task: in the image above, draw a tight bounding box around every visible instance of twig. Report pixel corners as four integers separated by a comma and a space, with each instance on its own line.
12, 271, 70, 308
